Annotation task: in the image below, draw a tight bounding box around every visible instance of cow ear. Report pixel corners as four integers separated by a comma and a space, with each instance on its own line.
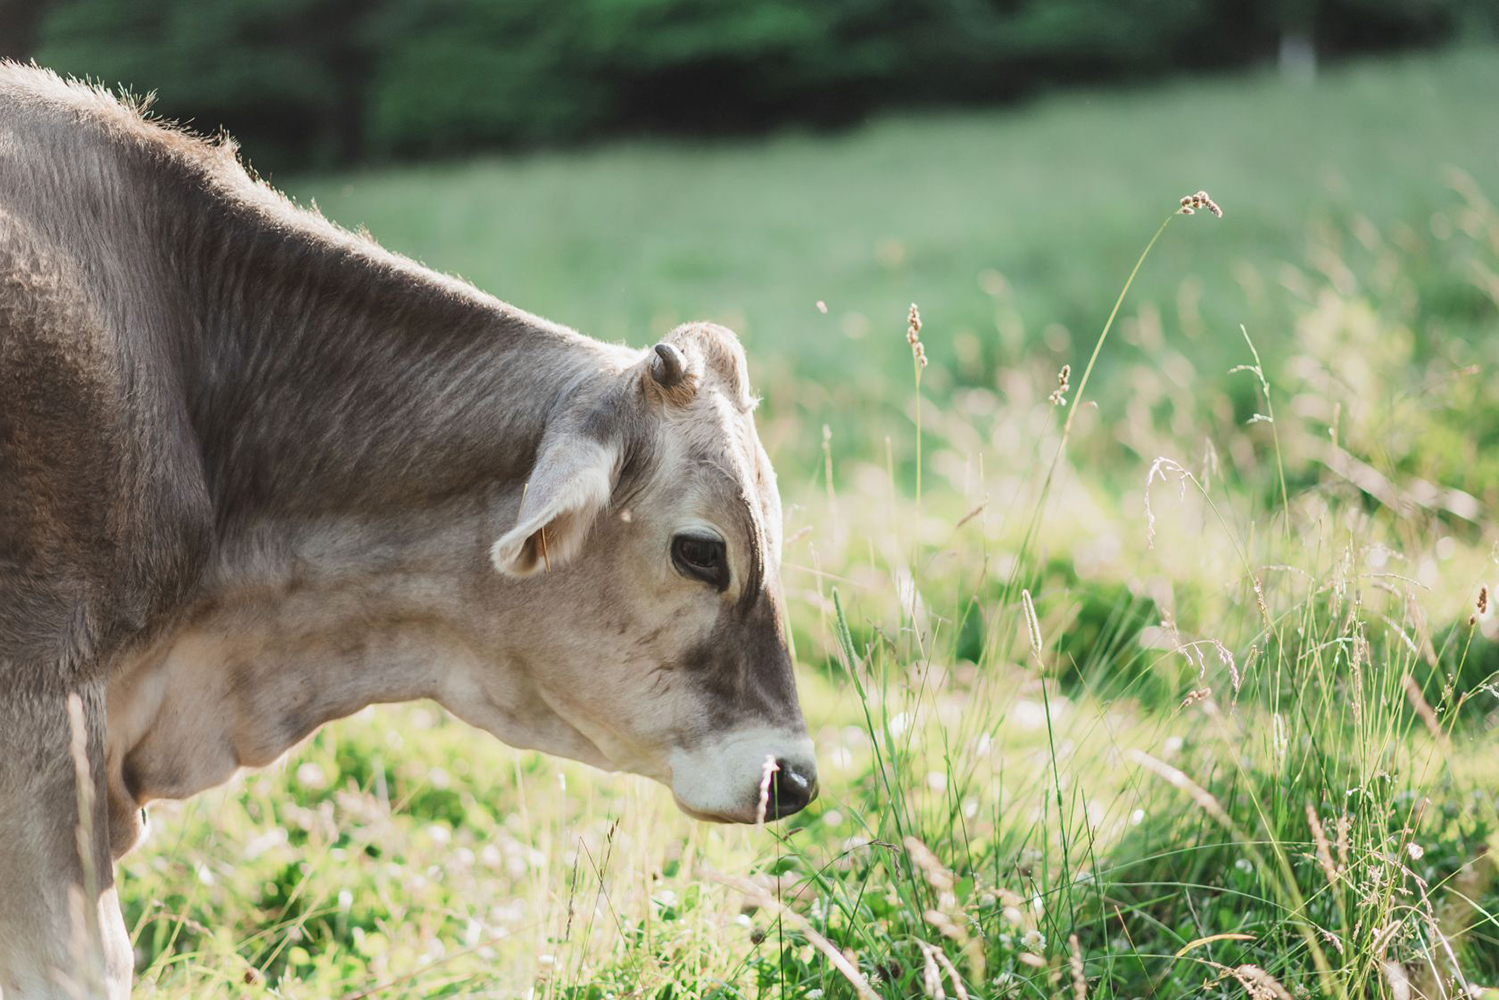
490, 435, 618, 577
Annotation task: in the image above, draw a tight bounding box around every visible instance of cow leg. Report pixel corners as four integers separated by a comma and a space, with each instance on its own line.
0, 685, 132, 1000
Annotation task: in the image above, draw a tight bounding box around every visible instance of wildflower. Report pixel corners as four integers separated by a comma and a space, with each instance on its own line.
1049, 363, 1071, 406
1179, 190, 1224, 218
906, 303, 927, 368
1471, 584, 1488, 626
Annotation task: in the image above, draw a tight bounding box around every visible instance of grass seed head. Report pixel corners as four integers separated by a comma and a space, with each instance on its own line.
1068, 934, 1087, 1000
1382, 962, 1412, 1000
1049, 363, 1071, 406
1180, 190, 1224, 218
1232, 964, 1292, 1000
1401, 674, 1447, 746
904, 836, 955, 896
907, 303, 928, 367
1306, 805, 1340, 886
919, 942, 944, 999
1021, 589, 1044, 658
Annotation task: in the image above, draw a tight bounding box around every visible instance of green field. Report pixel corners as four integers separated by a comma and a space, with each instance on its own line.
117, 48, 1499, 998
294, 47, 1499, 389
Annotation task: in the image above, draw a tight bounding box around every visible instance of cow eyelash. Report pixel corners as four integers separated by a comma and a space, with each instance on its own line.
671, 534, 729, 590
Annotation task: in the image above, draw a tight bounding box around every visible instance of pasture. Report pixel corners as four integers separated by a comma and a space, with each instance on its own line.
117, 47, 1499, 997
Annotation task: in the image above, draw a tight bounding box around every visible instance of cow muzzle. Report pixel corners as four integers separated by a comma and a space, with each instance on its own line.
667, 729, 818, 823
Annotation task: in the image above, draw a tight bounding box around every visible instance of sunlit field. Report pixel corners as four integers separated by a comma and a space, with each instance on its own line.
117, 48, 1499, 998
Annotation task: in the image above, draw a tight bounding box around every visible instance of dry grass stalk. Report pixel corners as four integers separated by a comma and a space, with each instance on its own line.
1382, 961, 1412, 1000
929, 944, 970, 1000
1068, 934, 1087, 1000
1471, 584, 1488, 626
1230, 964, 1292, 1000
955, 498, 988, 529
1400, 674, 1448, 749
905, 837, 955, 898
1305, 805, 1340, 886
1127, 750, 1236, 831
1405, 587, 1439, 668
918, 941, 945, 999
1206, 640, 1239, 694
1143, 457, 1190, 549
904, 837, 984, 981
710, 872, 878, 1000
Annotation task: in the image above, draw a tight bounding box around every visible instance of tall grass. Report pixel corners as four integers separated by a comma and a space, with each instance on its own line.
110, 69, 1499, 999
741, 181, 1499, 999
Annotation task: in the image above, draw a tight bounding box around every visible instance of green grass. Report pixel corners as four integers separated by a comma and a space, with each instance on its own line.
292, 47, 1499, 390
113, 47, 1499, 998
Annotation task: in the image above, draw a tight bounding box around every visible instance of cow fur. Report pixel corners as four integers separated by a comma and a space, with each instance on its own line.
0, 63, 813, 998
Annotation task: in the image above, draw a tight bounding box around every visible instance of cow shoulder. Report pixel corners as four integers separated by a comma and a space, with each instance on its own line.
0, 207, 210, 681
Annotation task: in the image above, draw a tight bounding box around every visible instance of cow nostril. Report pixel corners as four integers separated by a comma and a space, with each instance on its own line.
765, 758, 818, 820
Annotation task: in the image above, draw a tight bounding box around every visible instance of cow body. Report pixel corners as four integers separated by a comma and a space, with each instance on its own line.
0, 64, 814, 998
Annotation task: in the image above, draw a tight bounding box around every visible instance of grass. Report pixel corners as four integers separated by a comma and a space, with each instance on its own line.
291, 47, 1499, 392
115, 46, 1499, 998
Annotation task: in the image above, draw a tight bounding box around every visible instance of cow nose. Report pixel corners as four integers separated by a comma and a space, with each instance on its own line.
765, 759, 819, 819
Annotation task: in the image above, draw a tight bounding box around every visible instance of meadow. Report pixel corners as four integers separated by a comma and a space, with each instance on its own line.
116, 47, 1499, 997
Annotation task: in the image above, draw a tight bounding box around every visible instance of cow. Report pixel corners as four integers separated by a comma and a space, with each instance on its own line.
0, 63, 817, 999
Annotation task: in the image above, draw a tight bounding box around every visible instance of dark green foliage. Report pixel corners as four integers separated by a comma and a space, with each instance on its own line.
33, 0, 373, 167
24, 0, 1499, 168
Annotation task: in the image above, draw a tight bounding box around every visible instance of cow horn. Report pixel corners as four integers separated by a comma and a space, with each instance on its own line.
651, 343, 687, 388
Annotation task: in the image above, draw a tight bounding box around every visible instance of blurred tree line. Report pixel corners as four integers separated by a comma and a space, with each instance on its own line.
2, 0, 1494, 168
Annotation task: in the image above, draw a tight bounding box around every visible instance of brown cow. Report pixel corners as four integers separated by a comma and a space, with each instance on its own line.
0, 63, 815, 998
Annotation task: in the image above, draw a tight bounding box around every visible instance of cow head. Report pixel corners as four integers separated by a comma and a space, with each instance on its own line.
475, 323, 816, 823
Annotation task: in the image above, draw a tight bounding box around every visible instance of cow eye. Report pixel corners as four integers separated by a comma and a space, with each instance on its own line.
672, 534, 728, 589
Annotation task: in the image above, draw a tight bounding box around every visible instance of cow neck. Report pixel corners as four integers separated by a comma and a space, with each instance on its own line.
103, 167, 632, 855
161, 169, 625, 526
